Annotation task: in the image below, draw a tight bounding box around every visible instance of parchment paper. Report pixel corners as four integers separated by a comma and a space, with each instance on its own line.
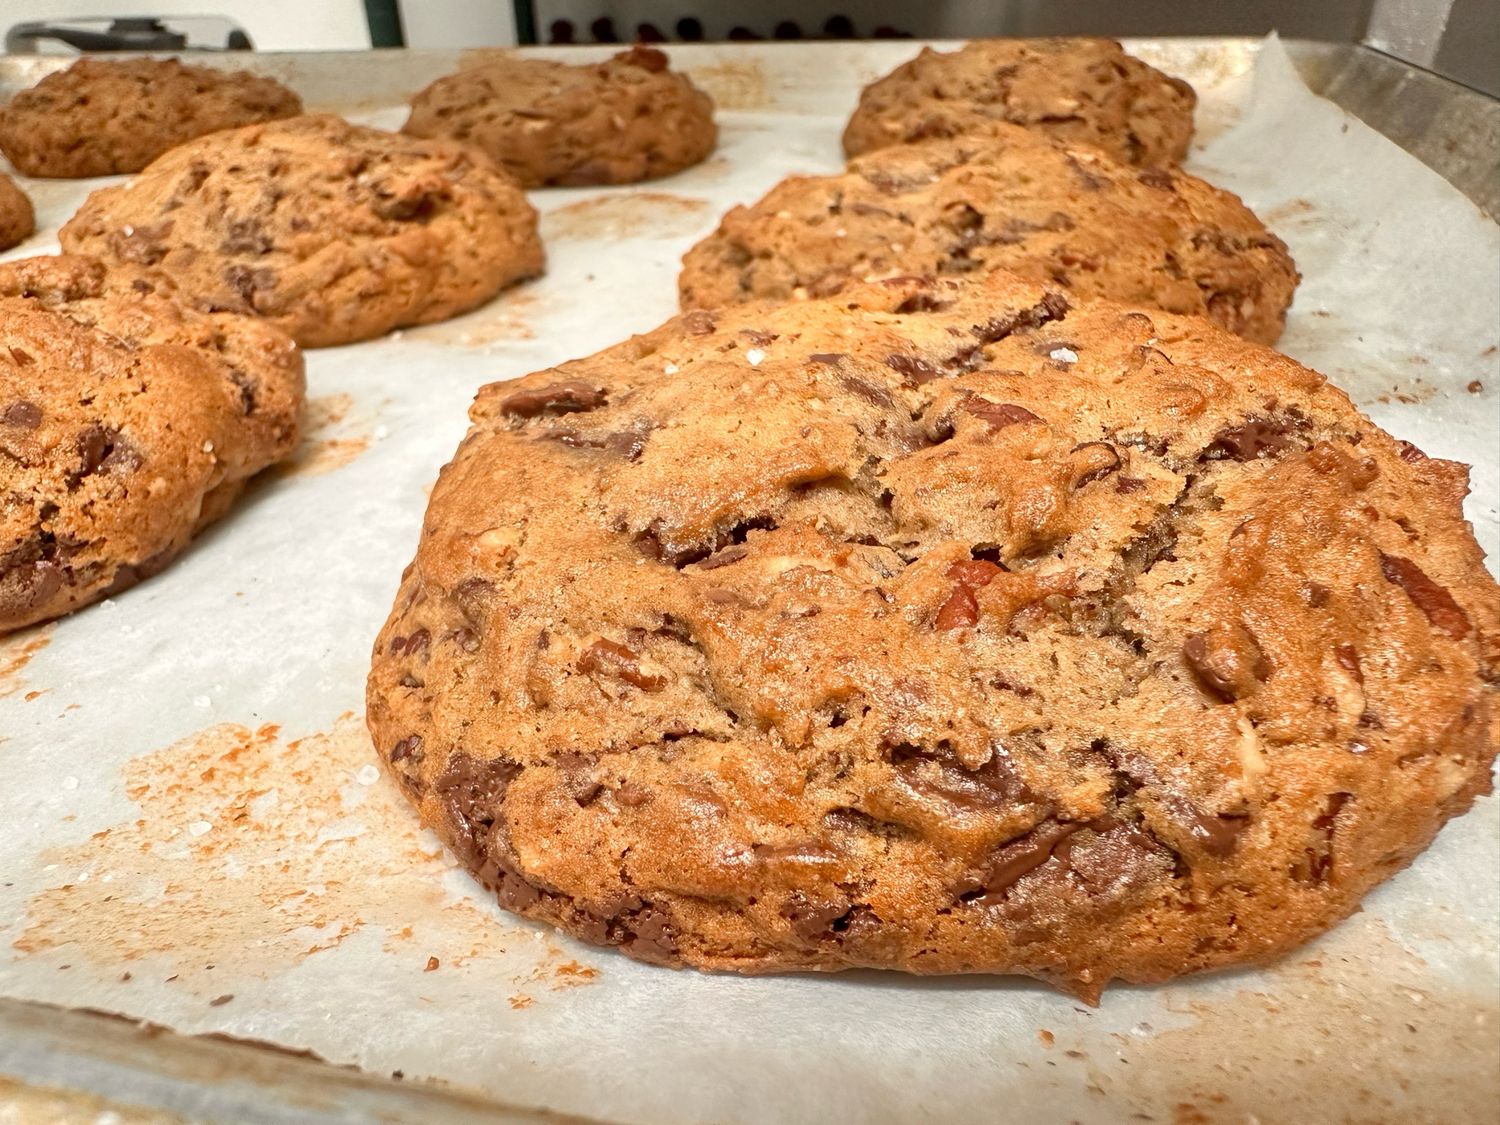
2, 37, 1496, 1124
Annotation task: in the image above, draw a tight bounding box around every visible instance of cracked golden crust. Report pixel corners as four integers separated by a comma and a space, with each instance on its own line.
58, 115, 545, 348
402, 47, 717, 188
367, 272, 1498, 999
0, 58, 302, 179
843, 38, 1196, 167
0, 254, 304, 633
0, 172, 34, 251
680, 128, 1298, 344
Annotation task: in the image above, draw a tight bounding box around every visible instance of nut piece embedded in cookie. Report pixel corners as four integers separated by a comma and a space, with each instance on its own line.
367, 272, 1498, 1000
680, 127, 1298, 344
0, 57, 302, 179
402, 46, 717, 188
58, 114, 545, 348
0, 254, 305, 633
843, 38, 1196, 166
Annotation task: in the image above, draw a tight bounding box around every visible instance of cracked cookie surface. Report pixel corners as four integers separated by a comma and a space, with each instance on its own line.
0, 254, 304, 633
843, 38, 1195, 167
403, 46, 716, 188
681, 128, 1297, 344
59, 114, 544, 348
0, 57, 301, 178
367, 272, 1498, 999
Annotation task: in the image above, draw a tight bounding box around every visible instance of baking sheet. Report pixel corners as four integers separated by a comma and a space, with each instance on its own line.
1, 37, 1496, 1124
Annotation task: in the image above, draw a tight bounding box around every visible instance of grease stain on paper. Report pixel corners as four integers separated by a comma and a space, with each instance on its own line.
685, 58, 769, 111
1057, 916, 1498, 1123
13, 715, 499, 980
0, 626, 51, 701
406, 289, 541, 347
542, 192, 712, 242
275, 393, 370, 478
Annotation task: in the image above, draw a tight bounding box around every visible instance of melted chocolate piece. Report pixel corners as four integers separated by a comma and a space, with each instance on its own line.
963, 399, 1041, 431
884, 352, 945, 384
434, 752, 522, 872
500, 380, 607, 418
3, 400, 41, 428
1202, 417, 1295, 462
890, 741, 1036, 810
969, 292, 1070, 344
962, 819, 1082, 904
577, 638, 667, 691
1070, 442, 1123, 488
1379, 552, 1471, 640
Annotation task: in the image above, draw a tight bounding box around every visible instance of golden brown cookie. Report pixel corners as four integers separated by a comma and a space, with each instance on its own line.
0, 171, 33, 250
844, 38, 1195, 166
58, 115, 545, 348
0, 254, 304, 633
0, 57, 301, 179
402, 46, 717, 187
681, 128, 1298, 344
367, 272, 1499, 999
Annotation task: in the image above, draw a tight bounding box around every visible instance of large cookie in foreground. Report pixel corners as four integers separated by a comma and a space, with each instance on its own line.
0, 57, 301, 179
0, 255, 304, 633
367, 273, 1498, 999
680, 128, 1298, 344
843, 38, 1195, 167
402, 46, 716, 188
58, 115, 544, 348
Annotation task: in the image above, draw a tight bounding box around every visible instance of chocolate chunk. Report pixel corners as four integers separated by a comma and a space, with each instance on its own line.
389, 735, 423, 763
3, 401, 41, 428
680, 309, 716, 335
1333, 643, 1363, 684
500, 380, 607, 418
695, 544, 749, 571
434, 752, 521, 871
1183, 626, 1270, 702
969, 292, 1070, 344
7, 347, 35, 367
389, 627, 431, 657
1069, 442, 1123, 488
1115, 476, 1146, 494
221, 217, 272, 255
836, 371, 895, 407
782, 892, 851, 943
963, 399, 1041, 431
934, 558, 1001, 630
1306, 582, 1331, 607
1295, 792, 1352, 883
223, 263, 277, 306
1202, 417, 1294, 462
808, 352, 846, 366
893, 290, 951, 314
962, 819, 1081, 904
891, 741, 1036, 810
1137, 167, 1175, 190
110, 220, 173, 265
1182, 809, 1249, 858
553, 418, 653, 461
884, 352, 945, 384
1379, 552, 1471, 640
74, 425, 110, 480
577, 638, 667, 691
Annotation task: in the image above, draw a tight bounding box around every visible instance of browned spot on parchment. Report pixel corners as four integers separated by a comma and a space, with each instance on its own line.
274, 393, 370, 478
542, 191, 711, 241
685, 57, 768, 111
0, 625, 52, 700
1262, 197, 1317, 226
1068, 917, 1498, 1123
13, 715, 502, 981
0, 1075, 184, 1124
406, 289, 540, 347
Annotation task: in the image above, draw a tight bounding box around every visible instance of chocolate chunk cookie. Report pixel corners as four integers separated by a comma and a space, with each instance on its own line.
367, 272, 1499, 999
0, 172, 33, 250
0, 254, 304, 633
402, 46, 717, 187
681, 129, 1298, 344
844, 38, 1195, 167
0, 57, 301, 179
59, 115, 545, 348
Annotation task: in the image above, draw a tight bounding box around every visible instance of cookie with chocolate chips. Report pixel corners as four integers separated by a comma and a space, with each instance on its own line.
0, 171, 34, 251
402, 46, 717, 188
0, 57, 301, 179
58, 114, 544, 348
0, 254, 304, 633
681, 128, 1298, 344
843, 38, 1195, 167
367, 272, 1498, 999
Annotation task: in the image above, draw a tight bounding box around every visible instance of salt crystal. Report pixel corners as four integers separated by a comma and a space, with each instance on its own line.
373, 424, 389, 440
746, 349, 766, 366
1049, 348, 1079, 364
663, 362, 679, 375
202, 441, 215, 454
188, 820, 213, 837
62, 776, 79, 791
355, 764, 380, 786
